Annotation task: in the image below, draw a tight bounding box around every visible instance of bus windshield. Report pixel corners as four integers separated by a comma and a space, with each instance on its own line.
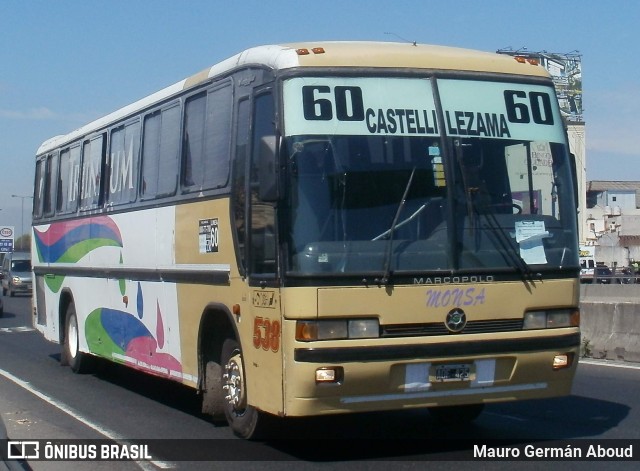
283, 76, 578, 277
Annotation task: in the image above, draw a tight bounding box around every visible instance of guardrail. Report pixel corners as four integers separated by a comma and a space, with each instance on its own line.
581, 274, 640, 285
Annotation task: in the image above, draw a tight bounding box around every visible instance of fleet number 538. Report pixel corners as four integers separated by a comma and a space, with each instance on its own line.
253, 317, 280, 352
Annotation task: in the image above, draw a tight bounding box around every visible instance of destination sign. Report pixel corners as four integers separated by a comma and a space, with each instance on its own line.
284, 77, 565, 143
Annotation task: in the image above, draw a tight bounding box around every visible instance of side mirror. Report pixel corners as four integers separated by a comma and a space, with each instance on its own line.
258, 135, 280, 202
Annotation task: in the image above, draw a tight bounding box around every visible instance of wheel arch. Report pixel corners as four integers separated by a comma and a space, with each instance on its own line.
58, 288, 75, 344
197, 303, 239, 392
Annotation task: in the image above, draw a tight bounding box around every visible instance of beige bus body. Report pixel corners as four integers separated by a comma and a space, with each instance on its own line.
33, 42, 580, 438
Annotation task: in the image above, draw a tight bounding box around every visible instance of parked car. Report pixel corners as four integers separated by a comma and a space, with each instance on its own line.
594, 266, 613, 284
1, 252, 32, 297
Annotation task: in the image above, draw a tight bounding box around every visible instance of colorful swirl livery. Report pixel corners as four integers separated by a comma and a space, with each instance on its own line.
33, 216, 123, 292
33, 216, 181, 378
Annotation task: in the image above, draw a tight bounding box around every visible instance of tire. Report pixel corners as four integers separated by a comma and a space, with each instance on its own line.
62, 302, 94, 374
220, 338, 273, 439
201, 360, 226, 423
428, 404, 485, 424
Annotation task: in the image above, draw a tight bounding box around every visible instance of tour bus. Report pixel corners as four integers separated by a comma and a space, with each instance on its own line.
32, 42, 581, 439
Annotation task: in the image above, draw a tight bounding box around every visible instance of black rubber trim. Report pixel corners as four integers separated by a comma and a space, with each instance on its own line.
294, 332, 580, 363
33, 265, 230, 285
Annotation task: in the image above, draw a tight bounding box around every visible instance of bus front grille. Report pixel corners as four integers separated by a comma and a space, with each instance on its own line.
382, 319, 524, 337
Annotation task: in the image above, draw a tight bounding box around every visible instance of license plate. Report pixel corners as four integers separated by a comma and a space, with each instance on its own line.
435, 363, 471, 382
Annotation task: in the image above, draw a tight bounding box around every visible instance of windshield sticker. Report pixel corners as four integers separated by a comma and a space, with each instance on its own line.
426, 143, 446, 186
284, 77, 439, 137
437, 80, 565, 143
515, 220, 550, 264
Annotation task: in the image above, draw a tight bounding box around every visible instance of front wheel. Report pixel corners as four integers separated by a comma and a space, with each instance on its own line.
202, 360, 226, 423
221, 338, 273, 439
62, 302, 94, 373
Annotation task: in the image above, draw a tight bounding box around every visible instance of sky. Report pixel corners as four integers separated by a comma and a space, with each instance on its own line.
1, 0, 639, 237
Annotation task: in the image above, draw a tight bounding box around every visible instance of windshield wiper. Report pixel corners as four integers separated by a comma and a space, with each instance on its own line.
378, 167, 416, 285
453, 139, 536, 283
479, 203, 537, 282
372, 203, 427, 241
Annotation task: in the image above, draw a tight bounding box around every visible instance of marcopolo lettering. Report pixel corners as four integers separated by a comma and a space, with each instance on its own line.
413, 275, 495, 284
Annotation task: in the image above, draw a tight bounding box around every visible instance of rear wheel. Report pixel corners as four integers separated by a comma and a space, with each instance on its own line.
62, 302, 93, 373
221, 338, 272, 439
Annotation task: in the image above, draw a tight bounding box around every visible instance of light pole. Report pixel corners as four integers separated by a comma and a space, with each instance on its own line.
11, 194, 34, 251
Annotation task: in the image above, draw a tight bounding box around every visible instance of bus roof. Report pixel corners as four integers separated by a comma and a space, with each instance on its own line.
37, 41, 551, 155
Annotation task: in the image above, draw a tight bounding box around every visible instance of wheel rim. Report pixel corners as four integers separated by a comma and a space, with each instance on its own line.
223, 352, 246, 411
68, 315, 78, 359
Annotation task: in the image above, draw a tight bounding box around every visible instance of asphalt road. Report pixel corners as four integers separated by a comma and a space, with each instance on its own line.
1, 294, 639, 470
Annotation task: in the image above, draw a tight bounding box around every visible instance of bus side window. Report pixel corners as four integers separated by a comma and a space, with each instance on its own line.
57, 146, 81, 214
249, 92, 276, 276
141, 104, 180, 200
33, 158, 46, 219
79, 135, 105, 210
182, 82, 232, 193
108, 121, 140, 206
232, 98, 250, 275
43, 153, 59, 217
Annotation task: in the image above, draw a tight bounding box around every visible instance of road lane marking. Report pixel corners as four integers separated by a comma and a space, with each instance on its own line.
0, 326, 35, 333
0, 367, 175, 469
579, 358, 640, 371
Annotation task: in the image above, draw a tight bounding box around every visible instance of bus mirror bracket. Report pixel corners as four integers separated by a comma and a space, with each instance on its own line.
259, 135, 280, 202
569, 152, 578, 210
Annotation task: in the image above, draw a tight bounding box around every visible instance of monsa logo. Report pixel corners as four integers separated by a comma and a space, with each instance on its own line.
0, 227, 13, 237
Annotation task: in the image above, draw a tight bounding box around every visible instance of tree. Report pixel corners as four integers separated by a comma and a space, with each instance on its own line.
14, 234, 31, 251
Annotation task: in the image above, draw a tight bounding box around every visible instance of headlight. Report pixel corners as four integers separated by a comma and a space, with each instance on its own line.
523, 309, 579, 330
523, 311, 547, 330
547, 311, 572, 328
348, 319, 379, 339
296, 318, 379, 341
318, 321, 348, 340
12, 276, 22, 285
